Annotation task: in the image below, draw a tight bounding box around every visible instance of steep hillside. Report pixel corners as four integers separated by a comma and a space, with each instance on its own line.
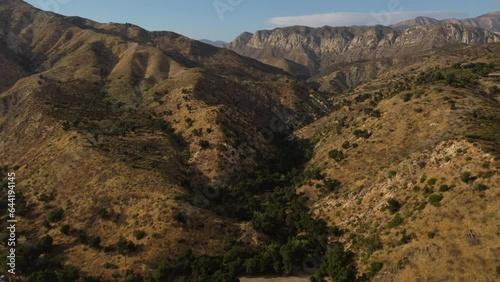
296, 43, 500, 282
0, 1, 332, 280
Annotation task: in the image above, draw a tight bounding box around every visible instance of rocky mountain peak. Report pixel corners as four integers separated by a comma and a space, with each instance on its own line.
228, 20, 499, 77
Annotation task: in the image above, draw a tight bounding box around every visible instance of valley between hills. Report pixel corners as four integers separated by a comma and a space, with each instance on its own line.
0, 0, 499, 281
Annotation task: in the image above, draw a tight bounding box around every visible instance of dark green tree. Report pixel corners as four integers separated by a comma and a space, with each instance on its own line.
322, 244, 357, 282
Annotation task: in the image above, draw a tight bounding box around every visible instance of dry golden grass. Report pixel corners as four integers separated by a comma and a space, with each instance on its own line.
296, 50, 500, 281
0, 3, 329, 279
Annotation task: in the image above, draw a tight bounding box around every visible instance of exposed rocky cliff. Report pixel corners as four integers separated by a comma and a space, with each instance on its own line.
394, 12, 500, 33
228, 19, 500, 92
229, 23, 499, 75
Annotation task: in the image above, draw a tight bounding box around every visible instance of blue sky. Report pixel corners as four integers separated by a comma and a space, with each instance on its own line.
24, 0, 500, 42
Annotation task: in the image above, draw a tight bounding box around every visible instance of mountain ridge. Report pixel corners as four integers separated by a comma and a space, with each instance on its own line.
0, 1, 333, 279
228, 12, 500, 92
392, 11, 500, 33
199, 39, 228, 48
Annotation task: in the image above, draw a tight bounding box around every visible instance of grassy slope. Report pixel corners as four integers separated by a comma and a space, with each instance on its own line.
0, 2, 332, 280
297, 44, 500, 281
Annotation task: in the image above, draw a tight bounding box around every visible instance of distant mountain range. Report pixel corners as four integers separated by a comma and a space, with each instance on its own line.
392, 12, 500, 33
199, 39, 228, 47
228, 12, 500, 91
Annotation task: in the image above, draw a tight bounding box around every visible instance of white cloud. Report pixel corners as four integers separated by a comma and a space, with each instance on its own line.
266, 10, 468, 27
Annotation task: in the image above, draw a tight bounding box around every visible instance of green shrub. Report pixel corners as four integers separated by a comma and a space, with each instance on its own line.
76, 232, 88, 244
428, 194, 444, 207
29, 270, 57, 282
192, 128, 203, 136
300, 168, 325, 183
446, 73, 457, 85
116, 236, 137, 254
16, 192, 28, 217
149, 119, 175, 134
328, 150, 346, 162
97, 207, 109, 219
489, 86, 499, 95
475, 184, 489, 191
383, 198, 402, 214
387, 171, 397, 179
427, 178, 438, 186
174, 211, 188, 224
403, 93, 412, 102
360, 234, 383, 255
184, 117, 194, 127
314, 244, 357, 282
420, 174, 427, 183
112, 272, 121, 280
60, 224, 71, 235
387, 214, 404, 228
415, 201, 427, 211
439, 184, 451, 192
125, 274, 140, 282
103, 262, 119, 269
198, 140, 210, 149
422, 186, 434, 196
43, 220, 51, 229
323, 179, 342, 193
38, 192, 55, 203
48, 208, 64, 222
89, 235, 101, 249
280, 239, 310, 274
355, 93, 371, 103
57, 266, 80, 282
372, 110, 381, 118
134, 230, 146, 240
172, 133, 187, 147
62, 121, 71, 131
460, 172, 476, 184
354, 129, 372, 139
36, 235, 54, 253
399, 229, 415, 245
481, 171, 496, 178
363, 262, 383, 281
341, 141, 351, 149
330, 226, 344, 237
